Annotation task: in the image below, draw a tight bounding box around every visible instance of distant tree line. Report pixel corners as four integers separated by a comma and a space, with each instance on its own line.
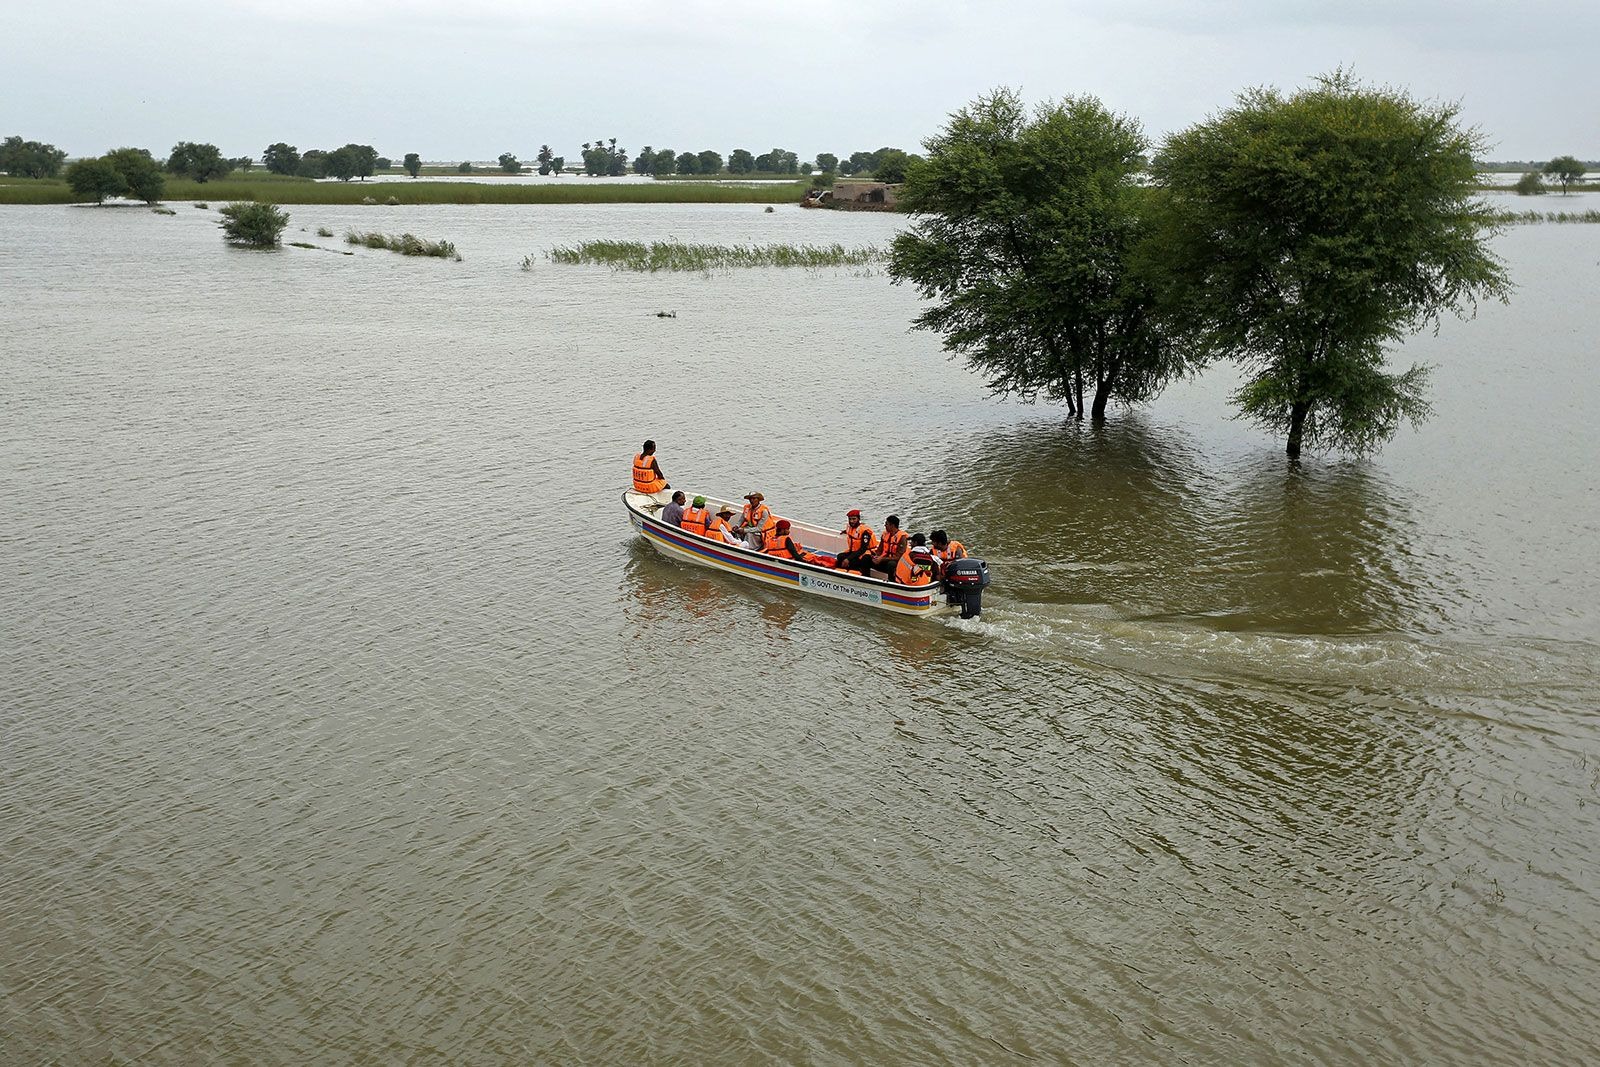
263, 142, 382, 181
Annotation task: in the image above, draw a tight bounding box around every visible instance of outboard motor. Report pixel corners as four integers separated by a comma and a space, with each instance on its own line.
942, 558, 991, 619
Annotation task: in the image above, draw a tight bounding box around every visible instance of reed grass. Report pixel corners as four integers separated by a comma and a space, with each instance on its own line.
545, 240, 885, 272
345, 229, 461, 260
1491, 209, 1600, 225
317, 226, 334, 237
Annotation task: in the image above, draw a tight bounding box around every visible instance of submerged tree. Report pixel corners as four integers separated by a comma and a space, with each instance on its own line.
1542, 155, 1585, 195
498, 151, 522, 174
104, 147, 166, 203
889, 89, 1196, 421
403, 152, 421, 177
65, 157, 127, 203
219, 201, 289, 247
1151, 71, 1511, 457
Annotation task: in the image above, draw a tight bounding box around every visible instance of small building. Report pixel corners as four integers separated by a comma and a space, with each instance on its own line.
825, 180, 901, 209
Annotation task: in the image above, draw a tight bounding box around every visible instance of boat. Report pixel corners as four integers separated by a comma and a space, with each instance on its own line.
623, 489, 990, 617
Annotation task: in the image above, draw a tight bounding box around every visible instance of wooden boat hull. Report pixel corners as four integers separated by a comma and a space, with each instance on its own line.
624, 491, 948, 616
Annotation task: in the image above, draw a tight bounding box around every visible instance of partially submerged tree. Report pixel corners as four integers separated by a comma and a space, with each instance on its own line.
1515, 170, 1546, 195
105, 147, 166, 202
889, 89, 1196, 421
1151, 71, 1511, 456
403, 152, 421, 177
65, 157, 126, 203
219, 201, 288, 247
498, 152, 522, 174
1542, 155, 1585, 195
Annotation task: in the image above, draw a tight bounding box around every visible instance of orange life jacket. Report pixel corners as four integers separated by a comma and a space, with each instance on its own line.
877, 528, 908, 560
842, 522, 876, 554
707, 516, 734, 541
632, 453, 666, 494
932, 540, 966, 564
680, 506, 710, 537
742, 502, 775, 535
764, 533, 803, 559
894, 552, 933, 586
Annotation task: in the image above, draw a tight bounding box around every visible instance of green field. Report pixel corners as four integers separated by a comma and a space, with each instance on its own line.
0, 174, 811, 206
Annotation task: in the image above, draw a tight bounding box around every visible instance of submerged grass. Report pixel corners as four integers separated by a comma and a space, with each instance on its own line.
345, 229, 461, 260
1491, 209, 1600, 225
545, 240, 886, 272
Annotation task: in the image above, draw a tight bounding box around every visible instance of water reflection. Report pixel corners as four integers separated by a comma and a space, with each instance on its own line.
925, 416, 1444, 635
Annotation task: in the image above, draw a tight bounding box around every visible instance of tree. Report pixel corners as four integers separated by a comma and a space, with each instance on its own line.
650, 148, 674, 175
233, 156, 255, 172
551, 155, 565, 173
376, 156, 392, 170
297, 150, 328, 179
538, 144, 556, 175
814, 152, 838, 174
1150, 71, 1511, 456
219, 201, 289, 247
697, 150, 723, 175
325, 146, 359, 181
458, 160, 473, 173
263, 142, 300, 175
1, 135, 67, 178
403, 152, 421, 178
1515, 171, 1546, 195
728, 148, 755, 174
754, 148, 798, 174
104, 147, 165, 202
843, 150, 874, 175
633, 146, 655, 175
498, 152, 522, 174
65, 157, 126, 203
800, 162, 814, 175
1542, 155, 1585, 195
168, 141, 232, 182
675, 151, 698, 175
347, 144, 378, 180
874, 149, 913, 183
889, 89, 1197, 423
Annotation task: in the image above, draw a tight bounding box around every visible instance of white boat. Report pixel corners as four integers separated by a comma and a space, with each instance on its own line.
623, 490, 988, 617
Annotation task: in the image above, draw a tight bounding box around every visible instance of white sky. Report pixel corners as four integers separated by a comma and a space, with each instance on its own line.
2, 0, 1595, 162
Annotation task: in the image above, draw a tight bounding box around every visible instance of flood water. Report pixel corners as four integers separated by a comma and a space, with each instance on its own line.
2, 201, 1599, 1064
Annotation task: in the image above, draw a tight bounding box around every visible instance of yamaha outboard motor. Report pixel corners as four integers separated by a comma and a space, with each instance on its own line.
942, 558, 991, 619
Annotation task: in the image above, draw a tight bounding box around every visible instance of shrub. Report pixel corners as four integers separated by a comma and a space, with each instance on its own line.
317, 226, 333, 237
1515, 171, 1547, 195
219, 201, 289, 247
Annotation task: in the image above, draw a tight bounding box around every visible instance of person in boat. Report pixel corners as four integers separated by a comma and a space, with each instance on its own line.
707, 505, 741, 545
764, 519, 831, 566
662, 490, 687, 527
632, 440, 669, 495
894, 545, 936, 586
736, 492, 776, 548
929, 529, 967, 578
865, 514, 909, 579
834, 509, 876, 574
680, 496, 711, 537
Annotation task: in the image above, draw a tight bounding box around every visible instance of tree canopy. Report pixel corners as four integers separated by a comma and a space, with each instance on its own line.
1, 135, 67, 178
403, 152, 421, 177
1542, 155, 1585, 194
105, 148, 166, 203
168, 141, 231, 182
889, 89, 1196, 422
263, 142, 300, 175
498, 152, 521, 174
1150, 70, 1511, 456
65, 157, 126, 203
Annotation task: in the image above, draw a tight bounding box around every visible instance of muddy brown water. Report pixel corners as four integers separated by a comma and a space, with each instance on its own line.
2, 202, 1598, 1063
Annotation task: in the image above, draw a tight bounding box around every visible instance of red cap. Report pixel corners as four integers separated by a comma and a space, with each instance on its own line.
846, 509, 862, 518
775, 519, 791, 531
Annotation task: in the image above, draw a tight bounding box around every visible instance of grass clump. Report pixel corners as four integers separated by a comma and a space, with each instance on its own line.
545, 240, 885, 272
193, 202, 208, 209
317, 226, 334, 237
151, 206, 176, 215
345, 229, 461, 260
219, 201, 289, 247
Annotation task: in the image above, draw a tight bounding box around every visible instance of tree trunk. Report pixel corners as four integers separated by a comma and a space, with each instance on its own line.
1091, 379, 1112, 422
1286, 400, 1311, 458
1074, 367, 1086, 420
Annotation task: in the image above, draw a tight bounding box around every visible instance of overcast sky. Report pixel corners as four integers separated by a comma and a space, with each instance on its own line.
3, 0, 1595, 162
